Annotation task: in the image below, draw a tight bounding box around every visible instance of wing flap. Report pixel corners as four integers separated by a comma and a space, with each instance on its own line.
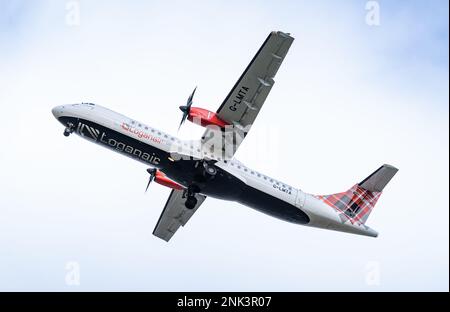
153, 189, 206, 242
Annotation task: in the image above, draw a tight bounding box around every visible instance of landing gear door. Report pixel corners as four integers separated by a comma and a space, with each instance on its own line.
295, 190, 305, 208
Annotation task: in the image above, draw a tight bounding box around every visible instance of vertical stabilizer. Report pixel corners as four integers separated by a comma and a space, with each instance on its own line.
317, 164, 398, 224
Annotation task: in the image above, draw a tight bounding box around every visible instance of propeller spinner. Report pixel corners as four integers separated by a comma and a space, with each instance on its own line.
178, 87, 197, 130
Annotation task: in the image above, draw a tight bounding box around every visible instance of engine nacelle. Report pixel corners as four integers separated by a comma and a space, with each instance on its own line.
187, 107, 229, 128
154, 170, 184, 190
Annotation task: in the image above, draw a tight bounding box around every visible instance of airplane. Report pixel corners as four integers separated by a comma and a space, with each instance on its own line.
52, 31, 398, 242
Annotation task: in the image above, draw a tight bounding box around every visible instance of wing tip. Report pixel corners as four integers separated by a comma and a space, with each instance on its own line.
273, 30, 294, 40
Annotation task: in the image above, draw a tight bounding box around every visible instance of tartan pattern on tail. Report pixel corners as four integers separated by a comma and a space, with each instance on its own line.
316, 184, 382, 224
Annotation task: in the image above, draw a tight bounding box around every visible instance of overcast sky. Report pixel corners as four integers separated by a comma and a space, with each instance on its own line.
0, 0, 448, 291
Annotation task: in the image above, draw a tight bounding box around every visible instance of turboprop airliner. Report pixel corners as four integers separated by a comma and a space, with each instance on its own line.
52, 31, 398, 241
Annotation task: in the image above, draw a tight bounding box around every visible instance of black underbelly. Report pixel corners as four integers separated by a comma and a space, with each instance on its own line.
164, 161, 310, 225
162, 160, 246, 199
237, 186, 310, 225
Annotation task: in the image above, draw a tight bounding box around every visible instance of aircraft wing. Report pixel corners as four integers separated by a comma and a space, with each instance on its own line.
153, 189, 206, 242
201, 31, 294, 160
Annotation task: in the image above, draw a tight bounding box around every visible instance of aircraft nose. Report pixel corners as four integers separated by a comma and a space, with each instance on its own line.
52, 106, 63, 119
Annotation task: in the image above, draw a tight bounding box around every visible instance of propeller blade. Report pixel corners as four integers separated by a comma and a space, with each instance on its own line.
178, 87, 197, 131
187, 86, 197, 107
178, 113, 188, 131
145, 178, 152, 193
145, 168, 156, 192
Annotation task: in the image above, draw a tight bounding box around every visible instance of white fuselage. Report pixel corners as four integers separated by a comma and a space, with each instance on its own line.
52, 103, 378, 237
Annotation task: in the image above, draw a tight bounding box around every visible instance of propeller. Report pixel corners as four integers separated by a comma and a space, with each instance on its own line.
145, 168, 157, 192
178, 86, 197, 130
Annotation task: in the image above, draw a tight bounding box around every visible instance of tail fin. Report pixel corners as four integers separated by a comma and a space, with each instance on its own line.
317, 164, 398, 224
359, 164, 398, 192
